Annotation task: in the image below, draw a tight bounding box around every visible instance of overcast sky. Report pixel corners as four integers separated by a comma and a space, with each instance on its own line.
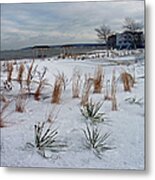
1, 0, 144, 50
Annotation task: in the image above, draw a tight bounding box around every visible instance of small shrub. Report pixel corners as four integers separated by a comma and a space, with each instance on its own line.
80, 99, 106, 123
93, 66, 104, 93
82, 124, 111, 158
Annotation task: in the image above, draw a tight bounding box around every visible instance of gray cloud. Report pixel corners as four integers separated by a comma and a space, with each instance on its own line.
1, 1, 144, 50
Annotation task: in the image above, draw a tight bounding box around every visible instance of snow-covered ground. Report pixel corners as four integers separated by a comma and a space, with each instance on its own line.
0, 54, 145, 169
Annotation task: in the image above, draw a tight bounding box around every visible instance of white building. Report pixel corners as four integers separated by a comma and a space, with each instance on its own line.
115, 31, 144, 50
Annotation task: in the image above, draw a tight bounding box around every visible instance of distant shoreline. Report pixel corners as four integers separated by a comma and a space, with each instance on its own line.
0, 43, 106, 60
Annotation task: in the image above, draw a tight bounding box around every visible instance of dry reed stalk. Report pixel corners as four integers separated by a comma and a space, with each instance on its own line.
34, 67, 47, 100
93, 66, 104, 93
104, 80, 111, 101
17, 63, 25, 88
51, 75, 63, 104
15, 89, 27, 113
34, 80, 45, 101
72, 71, 81, 98
121, 72, 134, 92
111, 70, 117, 111
7, 62, 13, 82
47, 106, 61, 123
132, 66, 136, 84
81, 75, 92, 106
58, 72, 69, 91
0, 101, 10, 128
26, 59, 35, 92
0, 94, 8, 103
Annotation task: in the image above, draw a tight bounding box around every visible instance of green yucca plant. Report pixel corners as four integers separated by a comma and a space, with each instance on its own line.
33, 121, 67, 157
82, 124, 111, 158
80, 99, 106, 123
34, 122, 57, 150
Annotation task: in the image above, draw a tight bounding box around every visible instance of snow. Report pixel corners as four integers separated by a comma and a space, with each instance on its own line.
0, 53, 144, 169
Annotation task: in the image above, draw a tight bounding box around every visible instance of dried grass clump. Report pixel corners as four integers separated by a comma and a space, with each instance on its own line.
72, 71, 81, 98
0, 101, 10, 128
34, 80, 46, 101
81, 75, 92, 106
58, 72, 69, 91
111, 70, 117, 111
7, 62, 14, 82
26, 59, 35, 93
17, 63, 25, 88
93, 66, 104, 93
0, 94, 8, 103
51, 75, 64, 104
34, 67, 47, 101
121, 72, 135, 92
15, 89, 27, 113
45, 106, 61, 124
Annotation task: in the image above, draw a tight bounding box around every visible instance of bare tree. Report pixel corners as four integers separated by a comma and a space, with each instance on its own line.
123, 17, 143, 32
95, 24, 111, 55
122, 17, 143, 49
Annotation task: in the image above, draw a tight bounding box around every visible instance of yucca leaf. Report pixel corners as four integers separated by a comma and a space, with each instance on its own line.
40, 131, 58, 147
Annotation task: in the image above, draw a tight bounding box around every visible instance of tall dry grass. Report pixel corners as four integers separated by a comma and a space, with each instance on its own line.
104, 80, 111, 101
72, 71, 81, 98
57, 72, 69, 91
81, 75, 92, 106
15, 89, 27, 113
121, 72, 135, 92
26, 59, 35, 93
34, 67, 47, 101
0, 101, 10, 128
111, 70, 117, 111
0, 94, 8, 103
51, 74, 64, 104
17, 63, 25, 88
34, 80, 46, 101
7, 62, 14, 82
93, 66, 104, 93
47, 106, 61, 123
